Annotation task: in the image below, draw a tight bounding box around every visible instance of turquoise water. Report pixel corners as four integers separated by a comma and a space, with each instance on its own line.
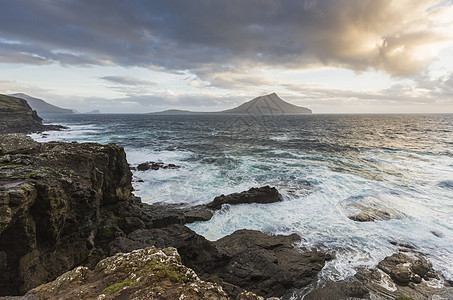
32, 114, 453, 282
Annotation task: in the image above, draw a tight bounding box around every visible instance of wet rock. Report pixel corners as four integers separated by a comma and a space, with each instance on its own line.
430, 230, 444, 238
212, 229, 330, 298
377, 252, 437, 285
348, 205, 397, 222
206, 185, 282, 210
16, 247, 229, 300
438, 180, 453, 189
136, 161, 180, 171
304, 279, 369, 300
143, 203, 213, 228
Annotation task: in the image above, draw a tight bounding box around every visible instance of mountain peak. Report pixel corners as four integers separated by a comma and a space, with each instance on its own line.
222, 93, 311, 115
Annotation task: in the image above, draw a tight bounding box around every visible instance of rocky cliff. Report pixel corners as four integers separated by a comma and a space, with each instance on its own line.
0, 134, 132, 295
0, 134, 329, 299
0, 94, 64, 134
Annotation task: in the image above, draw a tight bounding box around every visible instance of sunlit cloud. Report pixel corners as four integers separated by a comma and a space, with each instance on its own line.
0, 0, 451, 79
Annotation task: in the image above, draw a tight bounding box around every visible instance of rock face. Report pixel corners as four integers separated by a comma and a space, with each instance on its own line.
0, 94, 64, 134
0, 134, 132, 295
18, 247, 229, 300
206, 186, 282, 210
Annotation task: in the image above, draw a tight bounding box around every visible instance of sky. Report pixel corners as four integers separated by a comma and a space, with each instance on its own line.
0, 0, 453, 113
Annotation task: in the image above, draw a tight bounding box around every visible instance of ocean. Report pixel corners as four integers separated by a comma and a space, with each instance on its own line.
31, 113, 453, 283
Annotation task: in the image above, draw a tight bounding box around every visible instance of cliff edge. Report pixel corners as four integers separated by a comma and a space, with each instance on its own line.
0, 94, 64, 134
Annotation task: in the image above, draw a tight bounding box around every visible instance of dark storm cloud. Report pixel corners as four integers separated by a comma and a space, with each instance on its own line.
0, 0, 451, 79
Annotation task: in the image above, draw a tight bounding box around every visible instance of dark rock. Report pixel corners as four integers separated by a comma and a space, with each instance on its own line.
212, 230, 330, 298
378, 252, 437, 286
304, 280, 369, 300
0, 94, 65, 134
136, 161, 180, 171
142, 203, 213, 228
0, 137, 132, 295
206, 185, 282, 210
431, 230, 444, 238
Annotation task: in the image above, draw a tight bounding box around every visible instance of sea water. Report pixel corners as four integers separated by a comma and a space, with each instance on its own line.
31, 114, 453, 283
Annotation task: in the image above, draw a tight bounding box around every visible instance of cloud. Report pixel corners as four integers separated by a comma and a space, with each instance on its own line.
0, 0, 451, 81
100, 76, 156, 86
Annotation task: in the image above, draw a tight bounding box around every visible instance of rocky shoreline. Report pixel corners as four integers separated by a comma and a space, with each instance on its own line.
1, 134, 452, 299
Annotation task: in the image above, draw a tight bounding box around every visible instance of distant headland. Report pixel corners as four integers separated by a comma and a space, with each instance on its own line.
149, 93, 312, 115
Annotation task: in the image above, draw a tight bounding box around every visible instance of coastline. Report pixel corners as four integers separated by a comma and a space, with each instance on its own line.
1, 133, 452, 299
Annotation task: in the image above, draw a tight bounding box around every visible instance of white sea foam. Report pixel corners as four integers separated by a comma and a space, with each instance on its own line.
28, 115, 453, 284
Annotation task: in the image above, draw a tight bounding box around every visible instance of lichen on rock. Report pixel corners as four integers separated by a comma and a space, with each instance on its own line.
23, 247, 229, 300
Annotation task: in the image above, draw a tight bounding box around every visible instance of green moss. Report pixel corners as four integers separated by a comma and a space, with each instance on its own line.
395, 296, 415, 300
101, 278, 137, 295
0, 163, 24, 167
166, 270, 189, 283
144, 258, 188, 283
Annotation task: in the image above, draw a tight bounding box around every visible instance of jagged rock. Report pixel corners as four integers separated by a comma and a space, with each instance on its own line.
0, 135, 133, 295
0, 94, 64, 134
136, 161, 180, 171
206, 186, 282, 210
378, 252, 437, 285
13, 247, 229, 300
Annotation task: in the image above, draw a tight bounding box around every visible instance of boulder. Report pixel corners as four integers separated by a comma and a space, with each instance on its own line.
378, 252, 437, 285
206, 186, 282, 210
136, 161, 180, 171
212, 230, 331, 298
348, 205, 398, 222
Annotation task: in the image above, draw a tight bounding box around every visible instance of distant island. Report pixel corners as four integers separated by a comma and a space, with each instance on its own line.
9, 93, 74, 114
150, 93, 312, 115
